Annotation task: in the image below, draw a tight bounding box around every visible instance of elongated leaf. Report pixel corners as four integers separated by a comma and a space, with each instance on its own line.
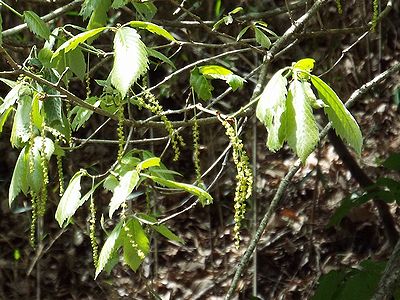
69, 97, 101, 131
23, 11, 50, 40
122, 218, 150, 272
128, 21, 175, 41
111, 27, 149, 98
29, 137, 54, 194
147, 48, 175, 69
190, 68, 213, 101
254, 27, 271, 49
145, 174, 213, 206
52, 27, 106, 59
55, 170, 85, 227
87, 0, 111, 30
67, 48, 86, 80
153, 224, 184, 244
199, 65, 244, 91
237, 25, 250, 41
256, 69, 288, 151
11, 89, 33, 147
136, 157, 160, 172
95, 222, 123, 278
0, 82, 25, 114
80, 0, 102, 19
286, 80, 319, 162
9, 147, 29, 206
133, 2, 157, 21
0, 107, 12, 135
109, 170, 139, 218
310, 75, 362, 154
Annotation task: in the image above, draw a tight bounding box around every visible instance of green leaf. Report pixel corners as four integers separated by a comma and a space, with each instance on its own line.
0, 12, 3, 46
136, 157, 160, 172
67, 48, 86, 80
237, 25, 251, 41
55, 170, 85, 227
111, 27, 149, 98
383, 153, 400, 171
31, 93, 43, 129
293, 58, 315, 72
312, 270, 347, 300
256, 69, 288, 151
229, 7, 243, 15
0, 82, 24, 114
23, 11, 50, 40
147, 48, 176, 69
112, 0, 130, 9
254, 27, 271, 49
199, 65, 245, 91
103, 174, 119, 192
0, 107, 12, 135
311, 75, 363, 155
10, 89, 33, 147
144, 174, 213, 206
128, 21, 175, 41
80, 0, 102, 19
152, 224, 184, 244
87, 0, 111, 30
69, 97, 101, 131
190, 68, 213, 101
121, 218, 150, 272
109, 170, 140, 218
28, 137, 54, 193
286, 80, 320, 162
95, 222, 123, 278
43, 96, 63, 126
9, 147, 29, 206
52, 27, 106, 59
132, 2, 157, 21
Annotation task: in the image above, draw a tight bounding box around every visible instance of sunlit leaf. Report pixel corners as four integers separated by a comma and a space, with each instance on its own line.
190, 68, 213, 101
55, 170, 85, 227
311, 75, 362, 155
95, 222, 123, 278
128, 21, 175, 41
256, 69, 288, 151
285, 80, 319, 162
144, 174, 213, 206
136, 157, 160, 172
111, 27, 149, 98
109, 170, 139, 218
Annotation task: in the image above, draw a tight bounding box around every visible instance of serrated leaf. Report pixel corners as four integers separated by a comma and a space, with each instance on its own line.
145, 174, 213, 206
121, 218, 149, 272
11, 89, 33, 147
111, 27, 149, 98
190, 68, 213, 101
136, 157, 160, 172
311, 75, 363, 155
147, 47, 175, 69
95, 222, 123, 278
0, 82, 24, 114
43, 95, 63, 126
128, 21, 175, 41
55, 170, 85, 227
286, 80, 320, 162
23, 11, 50, 40
153, 224, 184, 244
80, 0, 102, 19
103, 174, 119, 192
52, 27, 106, 59
256, 69, 288, 151
254, 27, 271, 49
9, 147, 29, 206
132, 2, 157, 20
109, 170, 139, 218
87, 0, 111, 30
